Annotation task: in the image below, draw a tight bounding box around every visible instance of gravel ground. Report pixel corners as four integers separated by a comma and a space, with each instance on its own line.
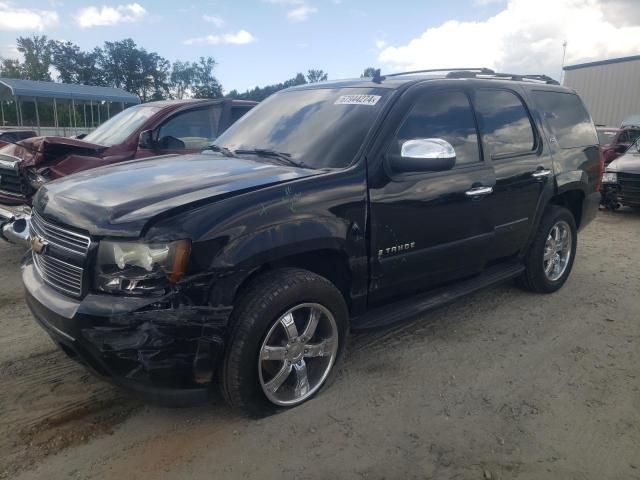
1, 209, 639, 480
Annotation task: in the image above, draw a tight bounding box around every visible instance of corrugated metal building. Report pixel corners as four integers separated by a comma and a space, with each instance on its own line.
563, 55, 640, 127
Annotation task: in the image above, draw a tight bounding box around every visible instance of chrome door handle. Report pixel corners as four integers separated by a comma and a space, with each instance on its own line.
532, 169, 552, 179
465, 186, 493, 197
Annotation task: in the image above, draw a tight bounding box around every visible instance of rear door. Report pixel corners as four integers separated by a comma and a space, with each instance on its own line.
368, 85, 496, 306
471, 87, 553, 257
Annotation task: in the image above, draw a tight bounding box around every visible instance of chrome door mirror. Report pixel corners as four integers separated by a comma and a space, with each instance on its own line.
392, 138, 456, 173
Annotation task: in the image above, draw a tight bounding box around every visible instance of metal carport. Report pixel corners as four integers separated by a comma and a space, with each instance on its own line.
0, 78, 140, 136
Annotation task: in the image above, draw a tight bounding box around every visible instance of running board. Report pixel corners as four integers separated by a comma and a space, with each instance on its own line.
351, 262, 525, 332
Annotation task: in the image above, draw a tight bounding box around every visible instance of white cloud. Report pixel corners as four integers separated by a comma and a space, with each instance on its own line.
375, 39, 387, 49
377, 0, 640, 81
0, 43, 20, 59
263, 0, 318, 22
287, 4, 317, 22
202, 14, 224, 27
74, 3, 147, 28
473, 0, 506, 5
183, 29, 256, 45
0, 2, 59, 31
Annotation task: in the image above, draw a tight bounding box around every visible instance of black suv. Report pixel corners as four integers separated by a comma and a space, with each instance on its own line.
22, 69, 601, 415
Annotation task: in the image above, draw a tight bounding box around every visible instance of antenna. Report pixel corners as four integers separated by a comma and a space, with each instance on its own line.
560, 41, 568, 85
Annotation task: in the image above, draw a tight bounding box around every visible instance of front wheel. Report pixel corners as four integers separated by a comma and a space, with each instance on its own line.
517, 205, 577, 293
221, 268, 348, 416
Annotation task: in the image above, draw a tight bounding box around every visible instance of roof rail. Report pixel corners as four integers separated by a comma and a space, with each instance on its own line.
384, 68, 495, 78
379, 68, 560, 85
445, 70, 560, 85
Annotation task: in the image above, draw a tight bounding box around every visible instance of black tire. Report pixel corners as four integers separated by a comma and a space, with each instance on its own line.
220, 268, 349, 416
517, 205, 577, 294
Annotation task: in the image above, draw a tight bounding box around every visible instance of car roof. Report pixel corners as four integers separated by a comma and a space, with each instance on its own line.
287, 70, 572, 94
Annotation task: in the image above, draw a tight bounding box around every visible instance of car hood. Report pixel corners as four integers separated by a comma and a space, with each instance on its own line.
34, 152, 318, 236
0, 136, 107, 167
607, 151, 640, 174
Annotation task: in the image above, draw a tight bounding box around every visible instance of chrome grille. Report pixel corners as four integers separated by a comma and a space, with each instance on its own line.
31, 210, 90, 257
30, 211, 90, 298
33, 253, 84, 297
0, 156, 30, 196
618, 173, 640, 205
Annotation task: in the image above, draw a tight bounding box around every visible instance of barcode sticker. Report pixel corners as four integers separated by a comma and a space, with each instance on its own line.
334, 95, 381, 106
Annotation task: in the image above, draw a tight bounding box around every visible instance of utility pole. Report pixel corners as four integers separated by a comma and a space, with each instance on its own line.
560, 41, 568, 84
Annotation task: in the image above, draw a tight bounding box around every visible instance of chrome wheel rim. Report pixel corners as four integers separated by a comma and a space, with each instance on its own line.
543, 220, 572, 282
258, 303, 339, 406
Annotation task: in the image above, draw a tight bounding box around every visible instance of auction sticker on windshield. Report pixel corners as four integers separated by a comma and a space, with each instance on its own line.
334, 95, 381, 106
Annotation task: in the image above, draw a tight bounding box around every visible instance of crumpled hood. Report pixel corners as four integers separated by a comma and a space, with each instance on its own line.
0, 136, 107, 167
607, 151, 640, 174
35, 152, 318, 236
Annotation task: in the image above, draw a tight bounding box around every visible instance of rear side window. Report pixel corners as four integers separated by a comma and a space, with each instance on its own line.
393, 90, 481, 165
532, 91, 597, 149
474, 89, 536, 157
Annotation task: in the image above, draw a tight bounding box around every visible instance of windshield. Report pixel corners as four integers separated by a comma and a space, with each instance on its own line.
215, 87, 391, 169
83, 105, 162, 147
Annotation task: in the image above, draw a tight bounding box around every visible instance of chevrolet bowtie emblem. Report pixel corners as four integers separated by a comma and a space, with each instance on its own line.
30, 235, 49, 255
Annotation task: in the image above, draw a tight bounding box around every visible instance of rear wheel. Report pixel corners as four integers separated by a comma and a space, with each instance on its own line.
518, 205, 577, 293
221, 268, 348, 416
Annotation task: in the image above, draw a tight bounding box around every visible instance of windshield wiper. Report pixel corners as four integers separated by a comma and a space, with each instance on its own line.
234, 148, 307, 169
204, 144, 237, 158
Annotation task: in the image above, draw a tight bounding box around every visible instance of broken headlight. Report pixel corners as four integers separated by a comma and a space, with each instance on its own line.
25, 168, 50, 189
601, 172, 617, 184
95, 239, 191, 295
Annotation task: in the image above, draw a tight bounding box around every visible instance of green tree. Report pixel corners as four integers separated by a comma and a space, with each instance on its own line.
49, 41, 105, 85
16, 35, 52, 81
306, 69, 328, 83
0, 58, 25, 79
227, 72, 309, 102
99, 38, 169, 101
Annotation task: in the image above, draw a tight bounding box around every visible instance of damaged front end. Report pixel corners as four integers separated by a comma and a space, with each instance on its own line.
23, 253, 238, 407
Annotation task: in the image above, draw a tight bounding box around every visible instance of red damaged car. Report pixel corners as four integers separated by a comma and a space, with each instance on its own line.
0, 98, 256, 244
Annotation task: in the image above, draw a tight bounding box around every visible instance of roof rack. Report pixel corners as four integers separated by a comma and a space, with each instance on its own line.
384, 68, 495, 78
380, 68, 560, 85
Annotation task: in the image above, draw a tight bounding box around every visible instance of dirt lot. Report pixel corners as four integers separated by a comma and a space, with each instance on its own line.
1, 209, 639, 480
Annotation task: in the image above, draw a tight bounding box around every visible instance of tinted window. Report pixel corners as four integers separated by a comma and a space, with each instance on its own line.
158, 106, 222, 150
393, 90, 480, 165
229, 106, 252, 125
532, 91, 597, 149
0, 133, 16, 142
597, 129, 617, 145
217, 88, 390, 169
475, 89, 535, 156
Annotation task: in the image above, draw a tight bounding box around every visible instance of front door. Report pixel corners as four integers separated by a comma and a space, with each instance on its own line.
368, 86, 496, 306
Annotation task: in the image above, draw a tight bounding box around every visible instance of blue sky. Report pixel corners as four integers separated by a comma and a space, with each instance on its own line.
1, 0, 639, 94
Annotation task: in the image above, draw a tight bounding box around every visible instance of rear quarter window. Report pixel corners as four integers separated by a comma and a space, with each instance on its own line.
532, 91, 597, 149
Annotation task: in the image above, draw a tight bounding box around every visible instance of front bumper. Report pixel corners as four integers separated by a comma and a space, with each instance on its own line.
22, 257, 232, 406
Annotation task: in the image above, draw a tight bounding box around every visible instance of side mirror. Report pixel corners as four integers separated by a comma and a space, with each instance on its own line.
391, 138, 456, 173
138, 129, 154, 150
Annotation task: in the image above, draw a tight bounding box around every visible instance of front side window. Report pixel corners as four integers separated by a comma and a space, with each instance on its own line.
531, 91, 597, 149
391, 90, 481, 165
475, 89, 536, 157
157, 106, 222, 150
